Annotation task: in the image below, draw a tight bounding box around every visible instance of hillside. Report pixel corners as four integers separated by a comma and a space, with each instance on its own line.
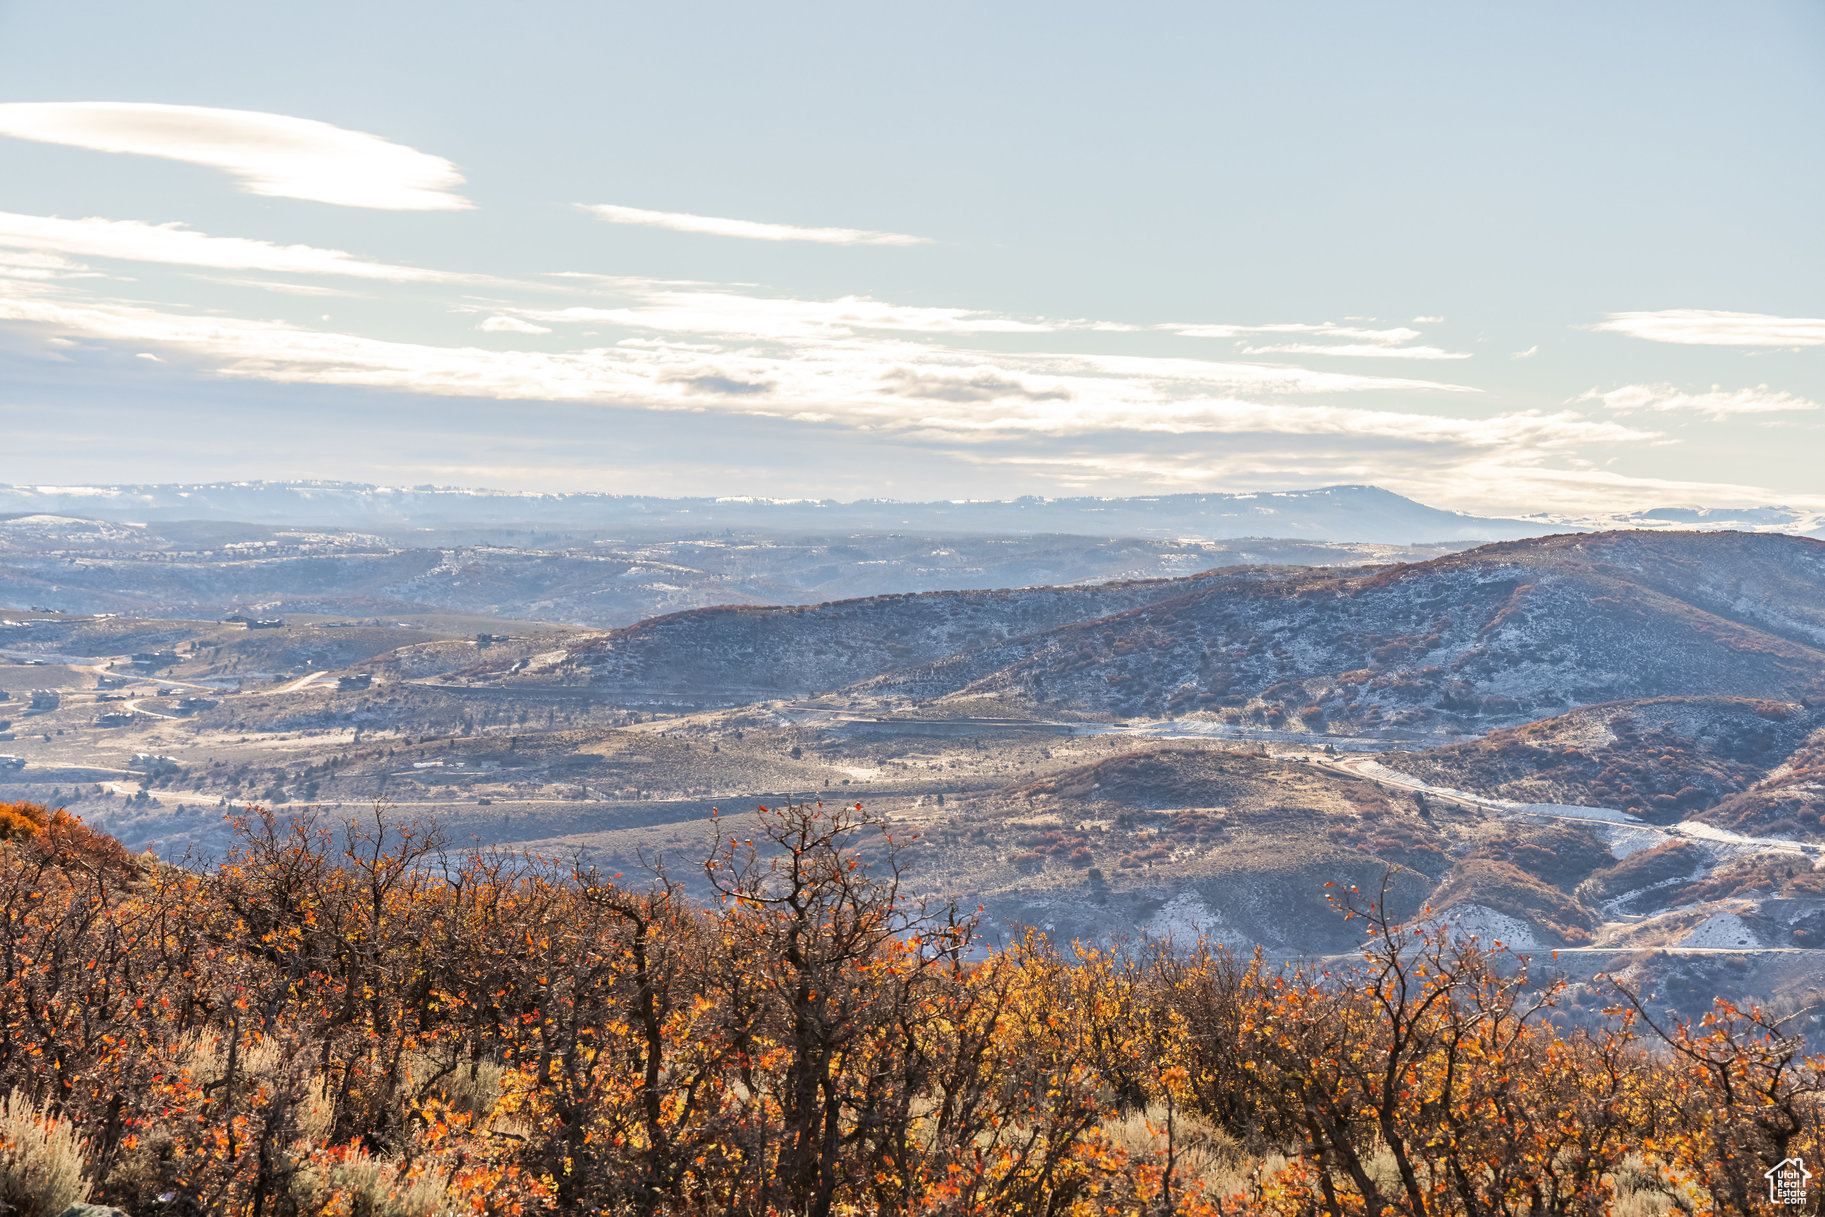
1391, 696, 1819, 821
873, 531, 1825, 729
0, 512, 1449, 627
1699, 725, 1825, 837
478, 566, 1305, 705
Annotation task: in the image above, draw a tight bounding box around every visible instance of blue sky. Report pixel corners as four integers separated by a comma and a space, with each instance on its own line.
0, 1, 1820, 515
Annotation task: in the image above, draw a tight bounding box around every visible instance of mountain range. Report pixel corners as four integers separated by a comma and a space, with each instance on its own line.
487, 531, 1825, 734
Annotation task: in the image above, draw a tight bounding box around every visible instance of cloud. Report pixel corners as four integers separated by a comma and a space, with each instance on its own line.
1592, 309, 1825, 347
1237, 342, 1469, 360
199, 276, 360, 298
514, 291, 1056, 340
0, 249, 96, 281
478, 314, 551, 334
669, 374, 773, 396
1578, 383, 1820, 420
879, 367, 1074, 404
0, 211, 459, 281
1511, 345, 1539, 359
579, 203, 929, 246
1173, 320, 1470, 360
1412, 315, 1445, 324
1172, 321, 1422, 342
0, 282, 1611, 459
0, 102, 470, 210
0, 267, 1716, 515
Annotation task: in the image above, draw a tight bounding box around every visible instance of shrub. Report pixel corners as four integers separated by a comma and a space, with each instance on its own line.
0, 1092, 91, 1217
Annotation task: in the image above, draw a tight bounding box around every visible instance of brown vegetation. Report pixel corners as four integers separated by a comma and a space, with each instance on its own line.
4, 797, 1825, 1215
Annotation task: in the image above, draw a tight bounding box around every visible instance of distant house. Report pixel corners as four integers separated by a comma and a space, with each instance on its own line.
95, 711, 135, 728
131, 650, 179, 669
0, 755, 23, 772
176, 696, 218, 713
337, 674, 372, 691
222, 614, 282, 628
131, 753, 180, 774
28, 690, 59, 711
97, 674, 129, 689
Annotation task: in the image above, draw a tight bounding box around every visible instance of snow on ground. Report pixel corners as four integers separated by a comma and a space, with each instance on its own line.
1679, 913, 1763, 949
1671, 819, 1809, 857
1435, 904, 1539, 951
1144, 892, 1243, 947
1513, 801, 1643, 825
1599, 824, 1673, 859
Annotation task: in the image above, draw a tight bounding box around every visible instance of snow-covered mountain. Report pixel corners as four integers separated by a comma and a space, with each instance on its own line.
0, 482, 1549, 544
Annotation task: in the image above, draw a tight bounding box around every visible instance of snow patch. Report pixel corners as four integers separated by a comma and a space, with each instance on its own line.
1599, 824, 1673, 859
1671, 820, 1809, 857
1679, 913, 1762, 949
1145, 892, 1240, 946
1435, 904, 1539, 950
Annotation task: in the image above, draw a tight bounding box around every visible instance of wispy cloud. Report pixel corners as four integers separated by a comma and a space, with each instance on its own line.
197, 276, 361, 297
478, 314, 551, 334
0, 211, 460, 281
1172, 320, 1469, 360
0, 283, 1493, 441
0, 249, 97, 281
0, 102, 470, 210
513, 291, 1054, 340
1592, 309, 1825, 347
578, 203, 929, 246
1511, 345, 1539, 359
1412, 315, 1445, 324
1578, 383, 1820, 420
1237, 342, 1468, 360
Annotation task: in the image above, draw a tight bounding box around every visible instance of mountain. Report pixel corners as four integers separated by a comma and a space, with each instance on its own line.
888, 531, 1825, 728
483, 531, 1825, 732
0, 514, 1450, 628
476, 567, 1301, 703
0, 482, 1550, 544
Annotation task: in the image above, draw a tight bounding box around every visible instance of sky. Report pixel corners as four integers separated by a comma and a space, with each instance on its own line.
0, 1, 1820, 517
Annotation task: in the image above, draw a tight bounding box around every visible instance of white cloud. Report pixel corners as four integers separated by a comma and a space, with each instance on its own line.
1511, 345, 1539, 359
0, 286, 1589, 456
1172, 320, 1470, 360
1237, 342, 1469, 360
1172, 321, 1422, 342
133, 351, 161, 362
515, 291, 1056, 340
0, 211, 459, 281
579, 203, 929, 246
0, 268, 1714, 514
1412, 315, 1445, 324
479, 314, 551, 334
1578, 383, 1820, 420
0, 102, 470, 210
0, 249, 95, 281
1592, 309, 1825, 347
198, 276, 360, 297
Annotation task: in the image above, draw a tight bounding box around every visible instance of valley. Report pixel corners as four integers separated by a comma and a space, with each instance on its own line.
3, 524, 1823, 1032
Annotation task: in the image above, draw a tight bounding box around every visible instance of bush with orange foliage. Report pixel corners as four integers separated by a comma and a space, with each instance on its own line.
3, 797, 1825, 1215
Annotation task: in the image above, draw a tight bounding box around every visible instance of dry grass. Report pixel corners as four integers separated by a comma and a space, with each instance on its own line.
0, 1091, 93, 1217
